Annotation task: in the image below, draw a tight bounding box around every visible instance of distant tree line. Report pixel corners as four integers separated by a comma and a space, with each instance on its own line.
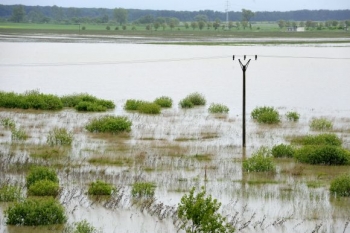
0, 4, 349, 24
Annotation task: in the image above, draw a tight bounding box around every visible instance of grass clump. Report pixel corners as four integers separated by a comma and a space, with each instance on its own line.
154, 96, 173, 108
271, 144, 295, 158
208, 103, 229, 114
124, 99, 145, 111
310, 118, 333, 131
26, 166, 59, 188
60, 93, 115, 112
131, 182, 156, 198
1, 118, 16, 129
5, 197, 66, 226
137, 102, 161, 114
330, 174, 350, 197
179, 92, 206, 109
286, 111, 300, 122
0, 90, 63, 110
0, 185, 22, 202
291, 133, 342, 146
251, 106, 280, 124
243, 147, 276, 172
27, 180, 60, 197
11, 127, 28, 141
85, 115, 132, 134
88, 180, 114, 196
294, 145, 350, 165
47, 127, 73, 146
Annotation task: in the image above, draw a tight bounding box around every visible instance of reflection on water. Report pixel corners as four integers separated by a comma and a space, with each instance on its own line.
0, 43, 350, 233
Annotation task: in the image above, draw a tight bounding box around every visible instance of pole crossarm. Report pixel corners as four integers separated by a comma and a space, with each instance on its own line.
232, 55, 257, 148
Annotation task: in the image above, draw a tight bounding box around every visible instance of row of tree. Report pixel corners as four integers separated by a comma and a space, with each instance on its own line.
278, 19, 350, 29
1, 4, 350, 24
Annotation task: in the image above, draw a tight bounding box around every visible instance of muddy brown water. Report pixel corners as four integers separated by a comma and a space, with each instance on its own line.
0, 42, 350, 233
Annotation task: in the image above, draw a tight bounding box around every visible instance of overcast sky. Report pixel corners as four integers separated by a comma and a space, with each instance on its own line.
1, 0, 349, 12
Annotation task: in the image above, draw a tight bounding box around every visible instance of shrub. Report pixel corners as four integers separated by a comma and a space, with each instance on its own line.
82, 26, 86, 30
251, 106, 280, 124
271, 144, 295, 158
85, 115, 132, 134
294, 145, 350, 165
75, 101, 107, 112
179, 92, 206, 109
124, 99, 145, 111
208, 103, 229, 114
26, 167, 59, 188
291, 133, 342, 146
11, 127, 28, 141
179, 98, 194, 108
137, 102, 161, 114
178, 187, 234, 233
5, 197, 66, 226
1, 118, 16, 129
0, 185, 22, 202
88, 180, 114, 196
186, 92, 206, 105
310, 118, 333, 131
131, 182, 156, 198
243, 147, 276, 172
0, 90, 63, 110
60, 93, 115, 112
47, 127, 73, 146
106, 25, 110, 30
154, 96, 173, 108
330, 174, 350, 197
27, 180, 59, 197
286, 111, 300, 122
74, 220, 97, 233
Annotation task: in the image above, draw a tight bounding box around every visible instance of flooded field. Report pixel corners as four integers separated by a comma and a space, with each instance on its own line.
0, 42, 350, 233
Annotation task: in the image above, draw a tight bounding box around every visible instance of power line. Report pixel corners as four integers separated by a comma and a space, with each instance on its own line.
0, 55, 349, 67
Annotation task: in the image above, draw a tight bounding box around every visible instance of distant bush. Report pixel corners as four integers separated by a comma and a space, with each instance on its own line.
251, 106, 280, 124
208, 103, 229, 114
60, 93, 115, 112
85, 115, 132, 134
11, 127, 28, 141
137, 102, 161, 114
243, 147, 275, 172
26, 167, 59, 188
179, 92, 206, 109
124, 99, 145, 111
47, 127, 73, 146
291, 133, 342, 146
330, 174, 350, 197
310, 118, 333, 131
5, 197, 66, 226
286, 111, 300, 122
131, 182, 156, 198
88, 180, 114, 196
82, 26, 86, 30
27, 180, 59, 197
271, 144, 295, 158
0, 185, 22, 202
106, 25, 110, 30
0, 90, 63, 110
154, 96, 173, 108
294, 145, 350, 165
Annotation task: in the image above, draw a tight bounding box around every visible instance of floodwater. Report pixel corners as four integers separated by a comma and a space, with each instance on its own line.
0, 42, 350, 233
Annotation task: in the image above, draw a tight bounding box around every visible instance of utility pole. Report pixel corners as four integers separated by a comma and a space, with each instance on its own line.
225, 0, 230, 29
233, 55, 257, 147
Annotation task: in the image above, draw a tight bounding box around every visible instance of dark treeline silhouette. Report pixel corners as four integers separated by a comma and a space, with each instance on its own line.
0, 4, 349, 22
